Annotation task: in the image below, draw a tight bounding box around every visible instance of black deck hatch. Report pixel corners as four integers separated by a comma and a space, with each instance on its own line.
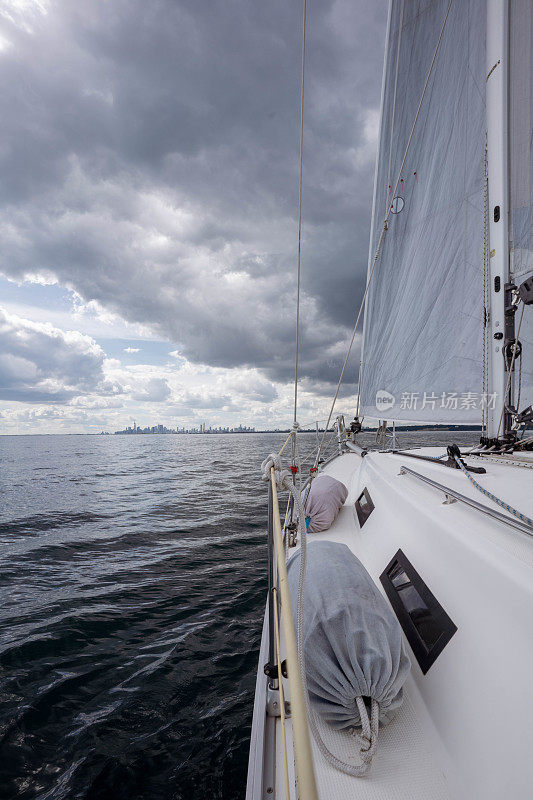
355, 487, 375, 528
380, 549, 457, 674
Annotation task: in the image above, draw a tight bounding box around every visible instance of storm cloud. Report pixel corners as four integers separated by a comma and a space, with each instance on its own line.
0, 0, 385, 403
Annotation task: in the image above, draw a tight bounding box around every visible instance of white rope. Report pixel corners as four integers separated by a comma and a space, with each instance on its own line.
316, 0, 454, 464
261, 453, 290, 491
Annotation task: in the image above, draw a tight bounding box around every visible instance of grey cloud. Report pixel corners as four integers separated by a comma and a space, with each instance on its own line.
228, 375, 278, 404
0, 1, 385, 391
0, 407, 84, 422
0, 307, 117, 402
179, 392, 236, 411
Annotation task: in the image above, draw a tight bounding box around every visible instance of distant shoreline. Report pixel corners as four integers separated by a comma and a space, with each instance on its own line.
112, 424, 483, 435
1, 425, 485, 437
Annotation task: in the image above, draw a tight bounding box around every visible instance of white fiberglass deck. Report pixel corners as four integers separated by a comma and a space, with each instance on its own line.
248, 446, 533, 800
323, 448, 533, 570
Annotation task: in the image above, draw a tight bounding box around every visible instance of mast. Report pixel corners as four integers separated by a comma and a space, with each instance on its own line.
486, 0, 512, 440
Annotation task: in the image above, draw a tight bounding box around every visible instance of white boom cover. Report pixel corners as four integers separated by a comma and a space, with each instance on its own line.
360, 0, 487, 424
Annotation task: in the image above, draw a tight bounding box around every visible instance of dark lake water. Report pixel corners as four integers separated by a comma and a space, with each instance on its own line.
0, 429, 479, 800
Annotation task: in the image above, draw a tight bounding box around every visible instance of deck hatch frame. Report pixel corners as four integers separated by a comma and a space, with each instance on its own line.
355, 487, 375, 527
380, 549, 457, 674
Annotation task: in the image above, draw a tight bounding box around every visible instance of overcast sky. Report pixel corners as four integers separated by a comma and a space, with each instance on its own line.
0, 0, 386, 434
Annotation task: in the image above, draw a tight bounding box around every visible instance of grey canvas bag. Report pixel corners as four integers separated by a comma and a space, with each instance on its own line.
304, 475, 348, 532
287, 540, 411, 730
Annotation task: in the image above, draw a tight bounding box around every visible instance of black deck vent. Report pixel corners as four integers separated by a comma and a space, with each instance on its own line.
380, 549, 457, 674
355, 487, 374, 528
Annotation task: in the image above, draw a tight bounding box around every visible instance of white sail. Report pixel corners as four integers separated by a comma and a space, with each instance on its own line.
509, 0, 533, 414
360, 0, 487, 424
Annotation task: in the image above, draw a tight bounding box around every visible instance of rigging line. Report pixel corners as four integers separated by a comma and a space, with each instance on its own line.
355, 358, 362, 418
516, 334, 523, 411
295, 413, 350, 429
293, 0, 307, 431
299, 429, 336, 466
496, 301, 525, 440
315, 219, 386, 463
315, 0, 454, 464
278, 430, 294, 458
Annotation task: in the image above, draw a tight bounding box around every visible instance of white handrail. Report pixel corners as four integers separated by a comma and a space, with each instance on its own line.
270, 468, 319, 800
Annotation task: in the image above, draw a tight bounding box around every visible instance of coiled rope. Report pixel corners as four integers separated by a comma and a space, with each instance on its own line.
453, 454, 533, 528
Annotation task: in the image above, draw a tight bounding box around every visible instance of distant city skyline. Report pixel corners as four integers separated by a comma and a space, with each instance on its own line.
114, 421, 256, 435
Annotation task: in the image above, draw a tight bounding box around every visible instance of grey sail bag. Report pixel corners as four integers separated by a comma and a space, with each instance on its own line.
287, 540, 411, 730
304, 474, 348, 533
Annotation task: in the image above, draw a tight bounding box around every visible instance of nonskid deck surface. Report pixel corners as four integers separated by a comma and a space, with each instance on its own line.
260, 446, 533, 800
276, 683, 451, 800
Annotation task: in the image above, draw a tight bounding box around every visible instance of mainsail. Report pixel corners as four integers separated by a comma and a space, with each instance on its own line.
360, 0, 489, 425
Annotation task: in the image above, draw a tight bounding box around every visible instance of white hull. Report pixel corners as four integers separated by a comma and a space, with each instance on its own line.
247, 445, 533, 799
